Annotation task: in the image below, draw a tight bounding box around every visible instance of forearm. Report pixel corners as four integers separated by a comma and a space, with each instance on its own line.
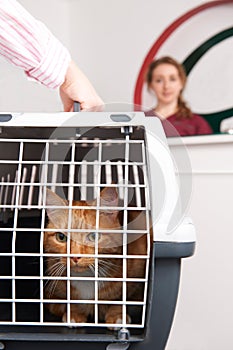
0, 0, 70, 88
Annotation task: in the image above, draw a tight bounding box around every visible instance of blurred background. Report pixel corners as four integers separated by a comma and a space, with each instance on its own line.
0, 1, 233, 349
0, 0, 232, 117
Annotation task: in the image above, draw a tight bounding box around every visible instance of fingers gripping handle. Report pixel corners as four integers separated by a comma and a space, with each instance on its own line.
74, 101, 81, 112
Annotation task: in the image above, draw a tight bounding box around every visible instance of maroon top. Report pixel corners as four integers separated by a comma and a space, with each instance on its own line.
145, 110, 213, 137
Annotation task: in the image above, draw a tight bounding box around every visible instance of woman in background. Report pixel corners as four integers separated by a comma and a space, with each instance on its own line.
145, 56, 212, 137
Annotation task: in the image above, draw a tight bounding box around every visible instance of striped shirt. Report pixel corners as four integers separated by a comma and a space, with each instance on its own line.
0, 0, 71, 89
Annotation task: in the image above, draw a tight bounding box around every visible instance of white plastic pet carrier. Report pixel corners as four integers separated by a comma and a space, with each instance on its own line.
0, 110, 195, 350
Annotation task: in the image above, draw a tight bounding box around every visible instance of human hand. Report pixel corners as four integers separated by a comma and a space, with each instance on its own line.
59, 60, 103, 111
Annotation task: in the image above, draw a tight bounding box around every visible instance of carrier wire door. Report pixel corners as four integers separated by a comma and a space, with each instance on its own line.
0, 112, 196, 350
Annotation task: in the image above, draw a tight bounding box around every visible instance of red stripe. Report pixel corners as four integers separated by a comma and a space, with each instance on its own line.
0, 4, 42, 61
133, 0, 233, 106
6, 17, 41, 61
0, 50, 29, 70
0, 38, 36, 68
42, 62, 67, 89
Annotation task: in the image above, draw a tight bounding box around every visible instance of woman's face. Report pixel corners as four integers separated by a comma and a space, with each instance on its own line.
149, 63, 183, 105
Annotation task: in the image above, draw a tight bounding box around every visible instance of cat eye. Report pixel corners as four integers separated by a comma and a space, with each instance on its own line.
55, 232, 67, 243
87, 232, 101, 242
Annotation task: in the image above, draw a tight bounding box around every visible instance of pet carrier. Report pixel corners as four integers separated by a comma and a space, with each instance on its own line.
0, 110, 195, 350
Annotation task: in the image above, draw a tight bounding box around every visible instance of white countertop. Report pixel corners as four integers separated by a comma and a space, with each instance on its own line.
167, 133, 233, 146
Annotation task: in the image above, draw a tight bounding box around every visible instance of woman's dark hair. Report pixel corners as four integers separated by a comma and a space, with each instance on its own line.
146, 56, 192, 119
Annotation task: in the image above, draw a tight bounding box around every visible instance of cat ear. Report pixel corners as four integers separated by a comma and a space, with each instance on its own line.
99, 187, 118, 218
45, 189, 68, 227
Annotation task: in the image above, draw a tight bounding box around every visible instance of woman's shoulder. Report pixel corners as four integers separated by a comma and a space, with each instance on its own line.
144, 108, 156, 116
190, 113, 210, 125
144, 108, 162, 119
191, 113, 206, 120
190, 113, 213, 134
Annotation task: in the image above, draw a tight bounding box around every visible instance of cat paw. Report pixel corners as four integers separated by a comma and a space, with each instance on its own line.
62, 312, 87, 326
106, 315, 132, 331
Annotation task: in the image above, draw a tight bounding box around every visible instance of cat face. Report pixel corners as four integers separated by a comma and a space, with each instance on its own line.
44, 187, 123, 275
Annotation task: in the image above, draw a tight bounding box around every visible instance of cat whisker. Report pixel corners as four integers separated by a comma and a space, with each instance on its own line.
47, 263, 65, 279
98, 259, 120, 276
88, 261, 108, 278
45, 264, 66, 298
98, 267, 111, 279
88, 264, 95, 276
98, 266, 108, 278
44, 262, 66, 297
46, 261, 63, 275
87, 263, 108, 288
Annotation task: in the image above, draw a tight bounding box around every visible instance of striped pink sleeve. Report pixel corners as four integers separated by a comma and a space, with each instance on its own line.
0, 0, 71, 89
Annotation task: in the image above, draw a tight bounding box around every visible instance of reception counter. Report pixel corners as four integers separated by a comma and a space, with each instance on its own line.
166, 134, 233, 350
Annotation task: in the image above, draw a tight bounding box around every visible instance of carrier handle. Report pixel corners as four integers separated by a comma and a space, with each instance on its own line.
74, 101, 81, 112
0, 114, 12, 122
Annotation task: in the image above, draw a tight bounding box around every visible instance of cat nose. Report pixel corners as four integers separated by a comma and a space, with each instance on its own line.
72, 257, 80, 264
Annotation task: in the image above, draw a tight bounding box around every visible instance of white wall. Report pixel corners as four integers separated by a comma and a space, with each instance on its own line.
68, 0, 205, 106
0, 0, 207, 112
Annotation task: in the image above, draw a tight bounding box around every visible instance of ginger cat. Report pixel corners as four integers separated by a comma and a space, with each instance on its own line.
44, 187, 149, 326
